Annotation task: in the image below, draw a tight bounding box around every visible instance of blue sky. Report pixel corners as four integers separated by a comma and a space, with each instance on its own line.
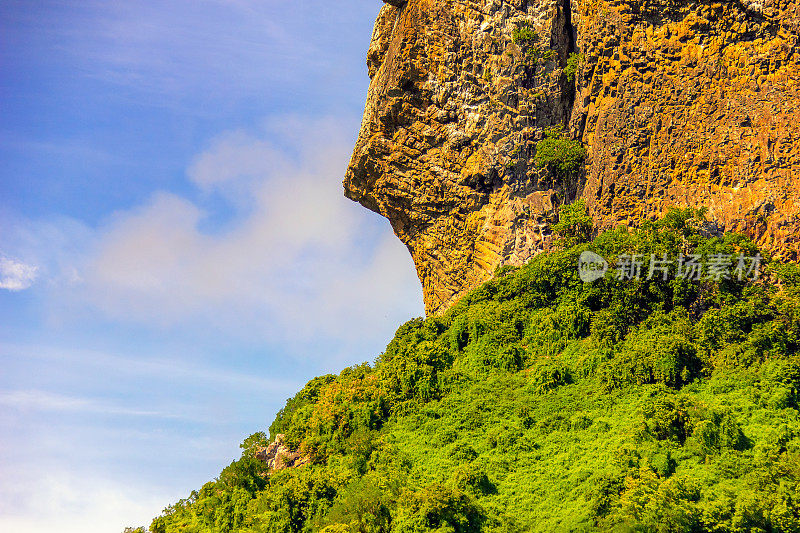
0, 1, 424, 531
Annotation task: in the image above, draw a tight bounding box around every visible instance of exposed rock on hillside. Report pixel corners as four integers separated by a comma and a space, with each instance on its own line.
255, 434, 309, 471
344, 0, 800, 315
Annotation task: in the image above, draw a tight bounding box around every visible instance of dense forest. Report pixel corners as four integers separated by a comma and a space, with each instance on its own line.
145, 204, 800, 532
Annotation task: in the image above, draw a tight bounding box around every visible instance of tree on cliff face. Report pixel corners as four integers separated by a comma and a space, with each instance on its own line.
534, 128, 586, 175
552, 199, 592, 245
240, 432, 269, 458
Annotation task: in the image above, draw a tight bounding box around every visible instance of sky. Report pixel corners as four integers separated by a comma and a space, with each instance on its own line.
0, 1, 424, 531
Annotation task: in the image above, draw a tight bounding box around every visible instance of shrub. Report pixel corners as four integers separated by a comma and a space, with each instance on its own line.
511, 24, 538, 45
534, 128, 587, 174
393, 485, 485, 533
150, 209, 800, 533
608, 470, 702, 532
451, 464, 495, 496
599, 311, 701, 389
527, 357, 570, 393
686, 412, 749, 456
642, 392, 694, 443
564, 52, 584, 82
320, 476, 394, 533
448, 442, 479, 463
552, 199, 593, 245
649, 451, 677, 478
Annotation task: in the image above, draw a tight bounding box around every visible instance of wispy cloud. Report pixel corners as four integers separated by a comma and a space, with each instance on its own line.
0, 342, 300, 393
0, 389, 186, 419
0, 4, 403, 533
0, 256, 38, 291
6, 0, 379, 110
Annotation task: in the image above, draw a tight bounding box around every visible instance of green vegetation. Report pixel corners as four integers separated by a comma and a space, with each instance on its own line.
564, 52, 584, 82
534, 127, 587, 175
511, 24, 538, 46
510, 23, 554, 71
551, 199, 593, 246
148, 205, 800, 533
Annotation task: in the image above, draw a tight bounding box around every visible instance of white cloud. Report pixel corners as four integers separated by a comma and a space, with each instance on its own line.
0, 256, 39, 291
187, 130, 288, 189
0, 115, 422, 355
0, 214, 93, 290
0, 467, 170, 533
74, 116, 423, 344
0, 117, 423, 533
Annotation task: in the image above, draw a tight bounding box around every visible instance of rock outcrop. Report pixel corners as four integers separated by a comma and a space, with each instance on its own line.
254, 434, 309, 471
344, 0, 800, 315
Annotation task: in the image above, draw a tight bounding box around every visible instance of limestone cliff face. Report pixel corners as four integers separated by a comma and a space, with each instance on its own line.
344, 0, 800, 316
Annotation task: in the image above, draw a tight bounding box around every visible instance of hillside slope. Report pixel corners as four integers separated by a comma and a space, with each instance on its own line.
149, 207, 800, 533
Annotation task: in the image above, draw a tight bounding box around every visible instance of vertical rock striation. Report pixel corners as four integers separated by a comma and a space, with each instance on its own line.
344, 0, 800, 315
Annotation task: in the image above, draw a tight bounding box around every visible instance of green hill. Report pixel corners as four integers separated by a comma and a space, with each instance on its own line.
149, 204, 800, 533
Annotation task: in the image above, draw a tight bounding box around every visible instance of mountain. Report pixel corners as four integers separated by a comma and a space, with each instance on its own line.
145, 1, 800, 531
344, 0, 800, 315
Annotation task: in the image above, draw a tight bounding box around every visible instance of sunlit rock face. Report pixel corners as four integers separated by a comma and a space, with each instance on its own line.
255, 434, 309, 471
345, 0, 800, 316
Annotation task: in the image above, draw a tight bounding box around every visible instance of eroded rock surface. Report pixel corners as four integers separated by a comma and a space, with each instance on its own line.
255, 434, 309, 471
345, 0, 800, 315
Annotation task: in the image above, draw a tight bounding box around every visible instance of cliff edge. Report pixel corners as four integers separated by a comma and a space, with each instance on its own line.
344, 0, 800, 315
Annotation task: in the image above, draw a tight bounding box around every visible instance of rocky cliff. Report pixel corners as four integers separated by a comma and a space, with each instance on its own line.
344, 0, 800, 315
255, 434, 309, 471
